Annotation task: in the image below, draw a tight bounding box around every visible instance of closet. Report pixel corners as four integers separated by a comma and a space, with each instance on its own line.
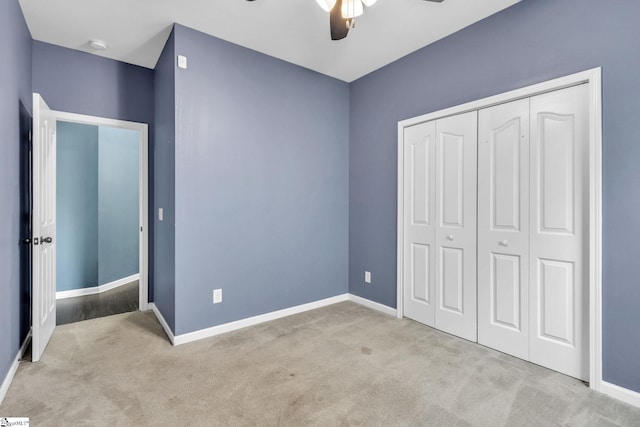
401, 84, 589, 381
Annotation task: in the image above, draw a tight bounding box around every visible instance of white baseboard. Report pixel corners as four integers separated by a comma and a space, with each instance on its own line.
600, 381, 640, 408
18, 330, 31, 360
348, 293, 397, 317
161, 294, 349, 346
149, 303, 175, 345
0, 329, 32, 406
56, 273, 140, 300
149, 293, 399, 348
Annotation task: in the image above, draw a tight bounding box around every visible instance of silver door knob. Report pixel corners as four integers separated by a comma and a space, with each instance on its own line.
499, 240, 508, 247
447, 235, 454, 241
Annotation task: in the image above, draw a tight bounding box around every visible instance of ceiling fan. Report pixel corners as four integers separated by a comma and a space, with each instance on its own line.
315, 0, 444, 41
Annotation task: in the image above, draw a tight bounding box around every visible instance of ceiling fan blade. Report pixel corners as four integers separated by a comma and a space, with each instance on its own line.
330, 0, 349, 40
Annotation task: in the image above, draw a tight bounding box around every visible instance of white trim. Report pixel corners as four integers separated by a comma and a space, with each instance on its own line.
600, 381, 640, 409
151, 294, 397, 347
588, 68, 603, 394
0, 330, 32, 405
149, 303, 175, 345
171, 294, 349, 346
52, 110, 149, 311
398, 69, 599, 129
138, 124, 149, 311
348, 294, 397, 317
0, 352, 20, 405
56, 273, 140, 300
19, 329, 32, 359
397, 68, 603, 390
54, 111, 147, 130
397, 121, 405, 321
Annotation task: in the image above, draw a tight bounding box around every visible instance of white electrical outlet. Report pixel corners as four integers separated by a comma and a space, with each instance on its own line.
213, 289, 222, 304
364, 271, 371, 284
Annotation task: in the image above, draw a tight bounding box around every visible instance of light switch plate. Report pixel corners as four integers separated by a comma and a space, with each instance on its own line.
158, 208, 164, 221
365, 271, 371, 284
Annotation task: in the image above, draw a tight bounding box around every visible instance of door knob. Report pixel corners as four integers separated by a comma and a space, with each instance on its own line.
499, 240, 509, 247
22, 237, 31, 245
446, 235, 454, 241
42, 237, 53, 244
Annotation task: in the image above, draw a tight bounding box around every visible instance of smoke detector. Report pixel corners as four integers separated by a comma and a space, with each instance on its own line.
89, 39, 108, 50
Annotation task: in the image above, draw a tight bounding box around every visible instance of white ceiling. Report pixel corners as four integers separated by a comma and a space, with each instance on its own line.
19, 0, 519, 82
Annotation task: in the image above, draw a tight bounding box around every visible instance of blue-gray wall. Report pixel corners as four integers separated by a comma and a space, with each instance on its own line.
32, 40, 155, 299
0, 0, 32, 393
349, 0, 640, 393
56, 121, 99, 292
172, 24, 349, 335
98, 126, 140, 285
153, 29, 176, 332
32, 41, 154, 126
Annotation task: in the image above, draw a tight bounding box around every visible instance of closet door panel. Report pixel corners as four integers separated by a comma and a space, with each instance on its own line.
403, 121, 437, 327
440, 132, 465, 228
434, 111, 477, 342
530, 84, 589, 381
478, 99, 530, 360
491, 253, 522, 329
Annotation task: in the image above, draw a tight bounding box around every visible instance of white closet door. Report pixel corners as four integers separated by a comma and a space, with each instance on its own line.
403, 121, 437, 327
478, 99, 530, 359
434, 112, 477, 341
529, 84, 589, 381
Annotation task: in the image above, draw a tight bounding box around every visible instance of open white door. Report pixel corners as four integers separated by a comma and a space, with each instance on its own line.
32, 93, 57, 362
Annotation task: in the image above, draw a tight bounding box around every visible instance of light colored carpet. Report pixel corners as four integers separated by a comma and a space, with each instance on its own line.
1, 302, 639, 426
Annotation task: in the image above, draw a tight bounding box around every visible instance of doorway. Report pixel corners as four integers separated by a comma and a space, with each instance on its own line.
31, 93, 149, 361
55, 121, 142, 325
49, 110, 149, 315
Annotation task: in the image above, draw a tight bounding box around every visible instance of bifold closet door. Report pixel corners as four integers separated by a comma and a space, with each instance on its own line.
529, 84, 589, 381
434, 112, 477, 342
477, 85, 589, 381
403, 121, 437, 328
478, 98, 530, 360
403, 112, 477, 342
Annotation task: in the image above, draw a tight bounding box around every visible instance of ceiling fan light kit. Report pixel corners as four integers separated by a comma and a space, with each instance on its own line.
317, 0, 374, 19
341, 0, 364, 19
323, 0, 443, 41
315, 0, 337, 13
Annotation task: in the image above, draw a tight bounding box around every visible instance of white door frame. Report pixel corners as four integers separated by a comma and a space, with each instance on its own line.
397, 68, 602, 391
53, 110, 149, 311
